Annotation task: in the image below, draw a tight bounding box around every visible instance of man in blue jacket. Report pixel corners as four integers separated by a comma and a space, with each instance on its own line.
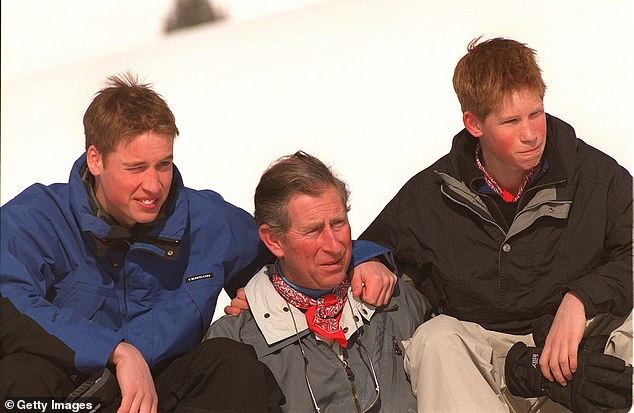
0, 73, 395, 413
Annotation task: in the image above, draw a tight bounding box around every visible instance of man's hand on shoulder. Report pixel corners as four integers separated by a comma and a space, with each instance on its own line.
224, 288, 249, 315
223, 259, 397, 315
109, 342, 158, 413
349, 259, 397, 307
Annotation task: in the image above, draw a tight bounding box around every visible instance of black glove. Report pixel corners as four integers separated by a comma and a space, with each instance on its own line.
505, 335, 632, 413
531, 314, 554, 347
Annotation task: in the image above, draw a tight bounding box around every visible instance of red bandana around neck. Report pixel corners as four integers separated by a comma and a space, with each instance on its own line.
271, 269, 350, 348
475, 142, 541, 203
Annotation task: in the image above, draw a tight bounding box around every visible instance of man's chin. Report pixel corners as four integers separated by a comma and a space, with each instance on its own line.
131, 212, 160, 226
318, 272, 349, 289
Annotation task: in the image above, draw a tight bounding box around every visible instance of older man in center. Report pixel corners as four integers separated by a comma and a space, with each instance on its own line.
207, 151, 430, 412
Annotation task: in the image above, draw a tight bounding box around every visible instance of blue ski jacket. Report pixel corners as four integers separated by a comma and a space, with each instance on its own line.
1, 154, 392, 374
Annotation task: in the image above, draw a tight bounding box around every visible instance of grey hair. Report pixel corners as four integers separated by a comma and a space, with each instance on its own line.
254, 151, 350, 234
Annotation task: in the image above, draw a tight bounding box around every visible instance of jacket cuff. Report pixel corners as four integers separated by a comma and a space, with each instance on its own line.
74, 326, 124, 375
561, 285, 595, 318
350, 240, 397, 274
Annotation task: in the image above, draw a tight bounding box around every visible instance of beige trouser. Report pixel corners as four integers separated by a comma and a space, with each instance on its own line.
402, 313, 632, 413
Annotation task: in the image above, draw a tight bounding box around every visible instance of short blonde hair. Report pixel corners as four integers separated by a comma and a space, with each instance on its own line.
83, 73, 179, 155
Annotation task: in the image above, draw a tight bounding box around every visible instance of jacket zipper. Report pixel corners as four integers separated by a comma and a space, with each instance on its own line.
122, 240, 131, 314
441, 177, 570, 308
329, 346, 363, 412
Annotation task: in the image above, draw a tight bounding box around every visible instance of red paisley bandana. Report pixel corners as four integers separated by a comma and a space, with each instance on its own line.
271, 269, 350, 348
475, 142, 542, 203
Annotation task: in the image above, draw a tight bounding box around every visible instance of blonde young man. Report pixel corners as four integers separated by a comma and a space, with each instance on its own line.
0, 75, 396, 413
361, 38, 632, 412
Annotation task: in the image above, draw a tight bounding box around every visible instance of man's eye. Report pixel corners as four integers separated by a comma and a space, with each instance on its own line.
332, 221, 347, 229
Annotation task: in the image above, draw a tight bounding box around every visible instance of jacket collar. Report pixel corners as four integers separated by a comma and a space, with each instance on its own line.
245, 265, 376, 348
445, 114, 570, 199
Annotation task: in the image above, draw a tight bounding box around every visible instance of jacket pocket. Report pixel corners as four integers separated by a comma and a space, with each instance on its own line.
53, 279, 109, 320
183, 272, 224, 331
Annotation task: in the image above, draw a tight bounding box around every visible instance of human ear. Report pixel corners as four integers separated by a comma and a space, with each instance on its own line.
86, 145, 103, 177
258, 225, 285, 259
463, 111, 484, 138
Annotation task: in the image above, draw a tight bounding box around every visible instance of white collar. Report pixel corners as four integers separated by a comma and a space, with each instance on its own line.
245, 265, 376, 346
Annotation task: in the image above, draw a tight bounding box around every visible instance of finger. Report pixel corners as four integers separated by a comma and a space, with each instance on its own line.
377, 283, 390, 307
552, 352, 570, 385
545, 340, 570, 385
370, 272, 394, 306
568, 346, 578, 375
384, 273, 397, 305
224, 305, 240, 316
360, 282, 378, 306
127, 392, 143, 413
117, 395, 133, 413
548, 354, 567, 385
539, 345, 555, 382
140, 392, 156, 413
559, 351, 574, 381
351, 285, 363, 298
236, 288, 247, 300
233, 296, 250, 310
349, 268, 363, 298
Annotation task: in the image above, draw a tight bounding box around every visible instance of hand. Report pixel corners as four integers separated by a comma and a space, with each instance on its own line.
544, 336, 633, 413
349, 259, 397, 307
109, 342, 158, 413
224, 287, 249, 315
539, 292, 586, 385
505, 336, 632, 413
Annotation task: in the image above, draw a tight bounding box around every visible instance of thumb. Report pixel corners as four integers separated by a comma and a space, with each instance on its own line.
349, 269, 363, 298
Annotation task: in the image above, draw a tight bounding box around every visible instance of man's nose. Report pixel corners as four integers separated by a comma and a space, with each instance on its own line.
320, 227, 343, 253
519, 119, 538, 144
142, 169, 161, 194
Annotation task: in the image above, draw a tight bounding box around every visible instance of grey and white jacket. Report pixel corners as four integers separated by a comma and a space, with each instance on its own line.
206, 264, 432, 412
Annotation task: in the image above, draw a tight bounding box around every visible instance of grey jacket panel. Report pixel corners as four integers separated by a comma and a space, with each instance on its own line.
207, 266, 431, 412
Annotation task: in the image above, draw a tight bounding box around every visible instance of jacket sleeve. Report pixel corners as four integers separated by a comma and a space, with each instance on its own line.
205, 314, 244, 342
359, 184, 427, 279
1, 205, 123, 374
350, 239, 397, 271
566, 166, 633, 317
214, 200, 275, 298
